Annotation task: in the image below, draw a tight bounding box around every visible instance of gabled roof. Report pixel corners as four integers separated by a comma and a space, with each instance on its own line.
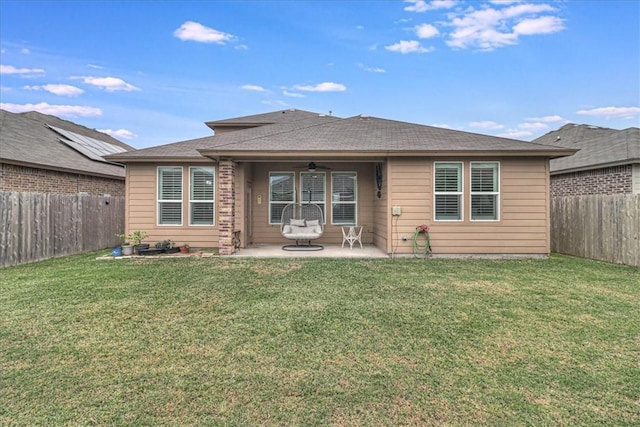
0, 109, 134, 179
107, 110, 575, 163
533, 123, 640, 173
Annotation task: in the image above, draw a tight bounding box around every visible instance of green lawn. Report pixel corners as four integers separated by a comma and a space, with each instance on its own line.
1, 253, 638, 426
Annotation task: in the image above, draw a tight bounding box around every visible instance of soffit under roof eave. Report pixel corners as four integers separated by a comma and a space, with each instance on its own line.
103, 156, 213, 164
204, 122, 266, 132
550, 159, 640, 175
197, 149, 578, 161
0, 158, 125, 180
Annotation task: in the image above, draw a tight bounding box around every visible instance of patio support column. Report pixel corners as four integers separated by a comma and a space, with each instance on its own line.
218, 158, 236, 255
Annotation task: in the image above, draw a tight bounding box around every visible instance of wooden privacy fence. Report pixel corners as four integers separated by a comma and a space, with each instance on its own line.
551, 194, 640, 267
0, 192, 125, 268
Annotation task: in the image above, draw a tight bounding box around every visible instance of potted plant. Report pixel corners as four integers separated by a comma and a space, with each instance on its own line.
180, 243, 190, 254
163, 239, 180, 254
126, 230, 149, 254
116, 233, 134, 256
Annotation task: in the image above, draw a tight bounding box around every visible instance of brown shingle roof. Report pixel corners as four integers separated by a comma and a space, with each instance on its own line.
108, 111, 575, 162
533, 123, 640, 172
205, 108, 321, 131
0, 109, 134, 178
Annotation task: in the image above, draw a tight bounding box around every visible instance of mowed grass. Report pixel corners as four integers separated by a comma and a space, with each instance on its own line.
1, 254, 638, 426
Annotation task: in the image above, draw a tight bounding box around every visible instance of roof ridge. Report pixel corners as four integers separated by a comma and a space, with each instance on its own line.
199, 115, 344, 151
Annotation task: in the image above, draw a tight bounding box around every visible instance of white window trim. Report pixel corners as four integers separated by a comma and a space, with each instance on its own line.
470, 161, 500, 222
157, 166, 183, 227
433, 162, 464, 222
331, 171, 358, 225
189, 166, 216, 226
300, 171, 327, 224
269, 171, 296, 225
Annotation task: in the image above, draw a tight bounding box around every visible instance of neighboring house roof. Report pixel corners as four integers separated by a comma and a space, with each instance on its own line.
107, 109, 575, 163
0, 109, 134, 179
533, 123, 640, 173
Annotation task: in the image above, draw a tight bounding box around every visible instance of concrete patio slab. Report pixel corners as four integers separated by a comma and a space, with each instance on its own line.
231, 244, 389, 258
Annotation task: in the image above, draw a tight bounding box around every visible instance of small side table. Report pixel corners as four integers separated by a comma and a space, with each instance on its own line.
341, 225, 363, 249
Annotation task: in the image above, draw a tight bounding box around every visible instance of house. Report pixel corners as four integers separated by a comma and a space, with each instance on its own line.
106, 109, 575, 257
0, 109, 134, 196
533, 123, 640, 196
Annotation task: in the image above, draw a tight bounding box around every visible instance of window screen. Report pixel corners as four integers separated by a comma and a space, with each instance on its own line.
158, 167, 183, 225
434, 163, 462, 221
471, 162, 499, 221
331, 172, 357, 225
269, 172, 295, 224
190, 167, 215, 225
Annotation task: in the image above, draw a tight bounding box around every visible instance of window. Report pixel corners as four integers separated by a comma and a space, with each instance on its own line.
300, 172, 326, 223
434, 162, 463, 221
471, 162, 499, 221
190, 167, 215, 225
158, 167, 183, 225
269, 172, 295, 224
331, 172, 357, 224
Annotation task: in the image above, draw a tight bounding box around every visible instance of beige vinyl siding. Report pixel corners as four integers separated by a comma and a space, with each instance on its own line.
125, 163, 219, 248
387, 157, 550, 255
387, 158, 431, 254
249, 162, 375, 244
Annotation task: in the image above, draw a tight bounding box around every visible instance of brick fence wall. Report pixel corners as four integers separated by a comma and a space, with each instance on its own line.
0, 163, 125, 196
550, 165, 633, 197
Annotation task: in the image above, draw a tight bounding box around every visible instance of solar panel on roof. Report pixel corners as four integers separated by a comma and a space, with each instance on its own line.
47, 125, 127, 163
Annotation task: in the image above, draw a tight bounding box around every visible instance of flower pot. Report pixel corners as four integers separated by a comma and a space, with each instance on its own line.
111, 247, 122, 257
122, 245, 134, 256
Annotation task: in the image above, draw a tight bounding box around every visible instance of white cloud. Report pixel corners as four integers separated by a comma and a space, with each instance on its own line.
261, 100, 288, 107
88, 64, 103, 69
77, 76, 139, 92
292, 82, 347, 92
513, 16, 565, 35
0, 102, 102, 117
415, 23, 440, 39
356, 25, 365, 30
469, 120, 504, 130
404, 0, 457, 13
431, 123, 453, 129
526, 115, 565, 122
235, 44, 249, 50
97, 128, 137, 140
173, 21, 235, 44
241, 84, 267, 92
518, 122, 548, 131
358, 63, 386, 73
385, 40, 434, 53
283, 90, 305, 98
21, 48, 30, 54
1, 64, 45, 75
445, 3, 565, 51
498, 129, 533, 138
576, 106, 640, 120
24, 84, 84, 97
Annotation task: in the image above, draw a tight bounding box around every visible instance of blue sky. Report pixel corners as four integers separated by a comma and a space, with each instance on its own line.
1, 0, 638, 148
